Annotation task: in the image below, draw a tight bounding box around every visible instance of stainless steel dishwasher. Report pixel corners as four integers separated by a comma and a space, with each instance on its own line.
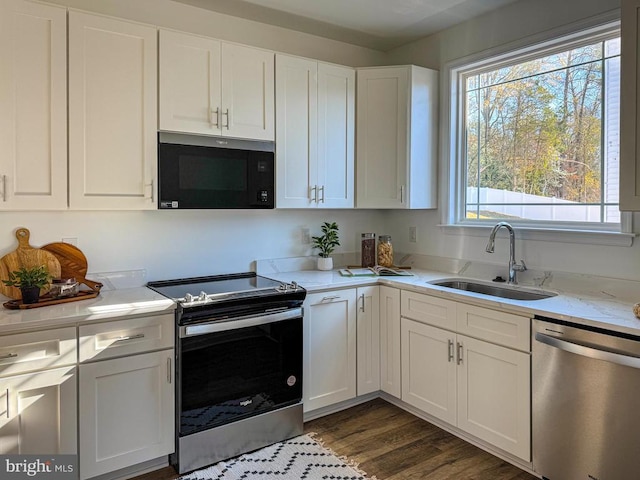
533, 316, 640, 480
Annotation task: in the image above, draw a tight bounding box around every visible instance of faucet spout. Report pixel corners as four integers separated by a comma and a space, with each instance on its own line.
484, 222, 527, 284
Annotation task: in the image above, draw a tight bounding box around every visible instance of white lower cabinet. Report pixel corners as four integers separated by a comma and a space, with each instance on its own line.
400, 291, 531, 461
379, 286, 401, 398
0, 326, 77, 455
78, 314, 175, 480
303, 289, 357, 412
356, 286, 380, 396
0, 366, 77, 454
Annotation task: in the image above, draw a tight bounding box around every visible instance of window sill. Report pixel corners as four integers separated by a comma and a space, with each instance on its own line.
439, 224, 635, 247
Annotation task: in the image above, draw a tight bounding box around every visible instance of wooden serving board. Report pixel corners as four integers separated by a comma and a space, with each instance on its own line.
0, 228, 61, 299
41, 242, 103, 292
3, 290, 100, 310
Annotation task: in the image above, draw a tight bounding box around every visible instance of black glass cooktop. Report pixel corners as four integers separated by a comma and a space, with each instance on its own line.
147, 272, 284, 301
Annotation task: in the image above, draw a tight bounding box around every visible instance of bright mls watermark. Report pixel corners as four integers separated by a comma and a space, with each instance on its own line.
0, 455, 77, 480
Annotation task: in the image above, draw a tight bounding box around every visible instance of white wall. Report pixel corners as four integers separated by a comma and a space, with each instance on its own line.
385, 0, 640, 281
0, 210, 384, 281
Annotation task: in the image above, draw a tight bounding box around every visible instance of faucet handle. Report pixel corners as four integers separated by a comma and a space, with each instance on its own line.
514, 259, 527, 272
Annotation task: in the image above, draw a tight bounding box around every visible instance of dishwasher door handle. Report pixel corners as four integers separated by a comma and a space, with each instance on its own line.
535, 332, 640, 369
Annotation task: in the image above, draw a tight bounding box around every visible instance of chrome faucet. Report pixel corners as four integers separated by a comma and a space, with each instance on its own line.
485, 222, 527, 284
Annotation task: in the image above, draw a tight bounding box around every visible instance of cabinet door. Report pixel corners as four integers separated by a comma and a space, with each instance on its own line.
401, 318, 457, 425
79, 350, 174, 480
379, 286, 401, 398
0, 366, 76, 454
457, 335, 530, 461
317, 63, 355, 208
356, 286, 380, 395
159, 29, 222, 135
275, 55, 317, 208
68, 11, 157, 210
356, 67, 408, 208
303, 289, 356, 412
621, 0, 640, 210
222, 43, 274, 141
0, 0, 67, 210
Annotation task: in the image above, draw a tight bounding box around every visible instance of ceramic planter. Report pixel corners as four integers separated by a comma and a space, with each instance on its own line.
317, 257, 333, 271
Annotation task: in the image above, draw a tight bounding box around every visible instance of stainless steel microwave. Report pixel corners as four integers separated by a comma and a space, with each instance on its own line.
157, 132, 275, 209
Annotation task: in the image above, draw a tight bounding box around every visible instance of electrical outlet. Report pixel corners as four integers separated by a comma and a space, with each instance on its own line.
62, 237, 78, 246
409, 226, 417, 243
301, 227, 311, 245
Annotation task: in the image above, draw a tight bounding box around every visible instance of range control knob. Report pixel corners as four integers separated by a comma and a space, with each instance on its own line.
278, 283, 288, 292
198, 291, 208, 302
184, 293, 194, 303
290, 281, 298, 290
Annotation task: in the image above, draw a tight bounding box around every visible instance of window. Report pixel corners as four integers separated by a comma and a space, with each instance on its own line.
451, 26, 621, 231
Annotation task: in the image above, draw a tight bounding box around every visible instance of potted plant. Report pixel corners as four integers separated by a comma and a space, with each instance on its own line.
2, 265, 50, 304
312, 222, 340, 271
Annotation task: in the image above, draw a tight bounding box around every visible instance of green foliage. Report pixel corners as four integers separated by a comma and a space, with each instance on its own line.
312, 222, 340, 258
2, 265, 50, 289
466, 42, 608, 205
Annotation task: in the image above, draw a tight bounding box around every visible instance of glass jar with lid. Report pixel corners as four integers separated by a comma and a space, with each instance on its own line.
377, 235, 393, 267
361, 233, 376, 267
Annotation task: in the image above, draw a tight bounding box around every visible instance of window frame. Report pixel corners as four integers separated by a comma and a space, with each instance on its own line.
444, 18, 633, 243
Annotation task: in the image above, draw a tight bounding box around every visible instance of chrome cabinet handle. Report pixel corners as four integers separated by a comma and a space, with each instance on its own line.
210, 108, 220, 128
310, 185, 317, 203
359, 294, 365, 312
167, 357, 172, 384
321, 295, 340, 302
448, 340, 454, 362
113, 333, 145, 343
222, 109, 230, 129
1, 174, 5, 202
5, 388, 8, 419
0, 353, 18, 360
145, 179, 154, 203
457, 342, 463, 365
318, 185, 325, 203
400, 185, 405, 204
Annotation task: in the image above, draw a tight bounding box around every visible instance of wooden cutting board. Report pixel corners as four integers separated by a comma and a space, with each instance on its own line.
0, 228, 61, 299
41, 242, 103, 292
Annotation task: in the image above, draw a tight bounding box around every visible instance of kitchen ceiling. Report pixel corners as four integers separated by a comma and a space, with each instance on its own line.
173, 0, 521, 51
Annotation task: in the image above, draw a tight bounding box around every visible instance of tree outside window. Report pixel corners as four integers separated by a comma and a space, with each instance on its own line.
462, 36, 620, 225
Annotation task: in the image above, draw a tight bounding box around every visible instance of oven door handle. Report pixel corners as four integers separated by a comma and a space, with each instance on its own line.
181, 307, 302, 337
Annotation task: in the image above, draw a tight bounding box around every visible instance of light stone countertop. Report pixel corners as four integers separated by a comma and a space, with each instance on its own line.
264, 268, 640, 337
0, 287, 175, 335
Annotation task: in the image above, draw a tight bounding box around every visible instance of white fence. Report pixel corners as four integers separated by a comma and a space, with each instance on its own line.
467, 187, 619, 223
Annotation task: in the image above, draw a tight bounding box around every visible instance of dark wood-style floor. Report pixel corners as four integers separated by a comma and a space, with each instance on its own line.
132, 398, 537, 480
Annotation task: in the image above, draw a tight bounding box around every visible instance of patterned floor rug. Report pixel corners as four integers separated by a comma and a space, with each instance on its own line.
179, 434, 374, 480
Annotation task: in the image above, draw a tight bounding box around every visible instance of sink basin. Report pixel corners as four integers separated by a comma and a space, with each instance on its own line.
429, 278, 557, 301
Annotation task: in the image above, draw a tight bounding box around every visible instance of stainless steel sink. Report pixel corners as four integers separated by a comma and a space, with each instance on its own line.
429, 278, 557, 301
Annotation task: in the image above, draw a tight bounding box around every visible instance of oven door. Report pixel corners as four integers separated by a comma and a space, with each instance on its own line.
158, 133, 274, 209
177, 308, 302, 437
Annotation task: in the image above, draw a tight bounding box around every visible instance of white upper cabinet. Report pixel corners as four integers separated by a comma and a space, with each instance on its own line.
68, 11, 157, 210
159, 30, 274, 141
0, 0, 67, 210
621, 0, 640, 210
276, 54, 354, 208
356, 65, 438, 209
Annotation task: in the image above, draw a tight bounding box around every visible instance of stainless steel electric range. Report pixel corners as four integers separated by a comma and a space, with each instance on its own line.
147, 272, 306, 474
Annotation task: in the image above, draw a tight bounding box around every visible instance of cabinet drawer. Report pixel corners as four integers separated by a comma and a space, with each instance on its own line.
401, 291, 456, 330
0, 327, 77, 377
456, 303, 530, 351
79, 314, 174, 363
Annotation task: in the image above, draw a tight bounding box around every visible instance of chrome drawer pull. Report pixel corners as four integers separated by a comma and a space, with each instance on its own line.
0, 353, 18, 360
457, 342, 463, 365
448, 340, 454, 362
113, 333, 145, 343
321, 295, 340, 302
167, 357, 172, 384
